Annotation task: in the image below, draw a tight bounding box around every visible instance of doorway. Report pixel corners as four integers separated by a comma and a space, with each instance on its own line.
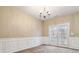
49, 23, 70, 47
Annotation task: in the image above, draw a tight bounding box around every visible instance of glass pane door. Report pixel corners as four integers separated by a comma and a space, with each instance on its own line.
49, 23, 70, 47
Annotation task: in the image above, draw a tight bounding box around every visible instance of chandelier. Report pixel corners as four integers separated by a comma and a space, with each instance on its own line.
39, 7, 51, 19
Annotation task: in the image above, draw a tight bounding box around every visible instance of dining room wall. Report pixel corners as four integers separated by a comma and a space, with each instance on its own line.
0, 7, 43, 37
43, 12, 79, 37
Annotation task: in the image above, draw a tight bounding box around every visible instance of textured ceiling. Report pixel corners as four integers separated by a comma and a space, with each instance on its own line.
17, 6, 79, 20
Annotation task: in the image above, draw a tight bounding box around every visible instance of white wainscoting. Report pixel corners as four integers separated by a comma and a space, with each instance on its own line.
41, 37, 49, 44
43, 37, 79, 50
69, 37, 79, 49
0, 37, 79, 52
0, 37, 42, 53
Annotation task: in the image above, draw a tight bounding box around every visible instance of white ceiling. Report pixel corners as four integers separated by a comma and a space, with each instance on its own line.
17, 6, 79, 20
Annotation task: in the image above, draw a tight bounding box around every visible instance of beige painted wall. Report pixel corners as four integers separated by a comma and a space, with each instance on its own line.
0, 7, 79, 37
0, 7, 43, 37
43, 12, 79, 37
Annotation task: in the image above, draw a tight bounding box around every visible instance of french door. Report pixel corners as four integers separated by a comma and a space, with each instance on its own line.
49, 23, 70, 47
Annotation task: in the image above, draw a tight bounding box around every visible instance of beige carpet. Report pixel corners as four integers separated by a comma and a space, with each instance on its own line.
16, 45, 79, 53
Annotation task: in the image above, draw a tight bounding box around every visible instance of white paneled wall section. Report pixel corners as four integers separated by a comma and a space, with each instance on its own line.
0, 36, 79, 52
0, 37, 42, 53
